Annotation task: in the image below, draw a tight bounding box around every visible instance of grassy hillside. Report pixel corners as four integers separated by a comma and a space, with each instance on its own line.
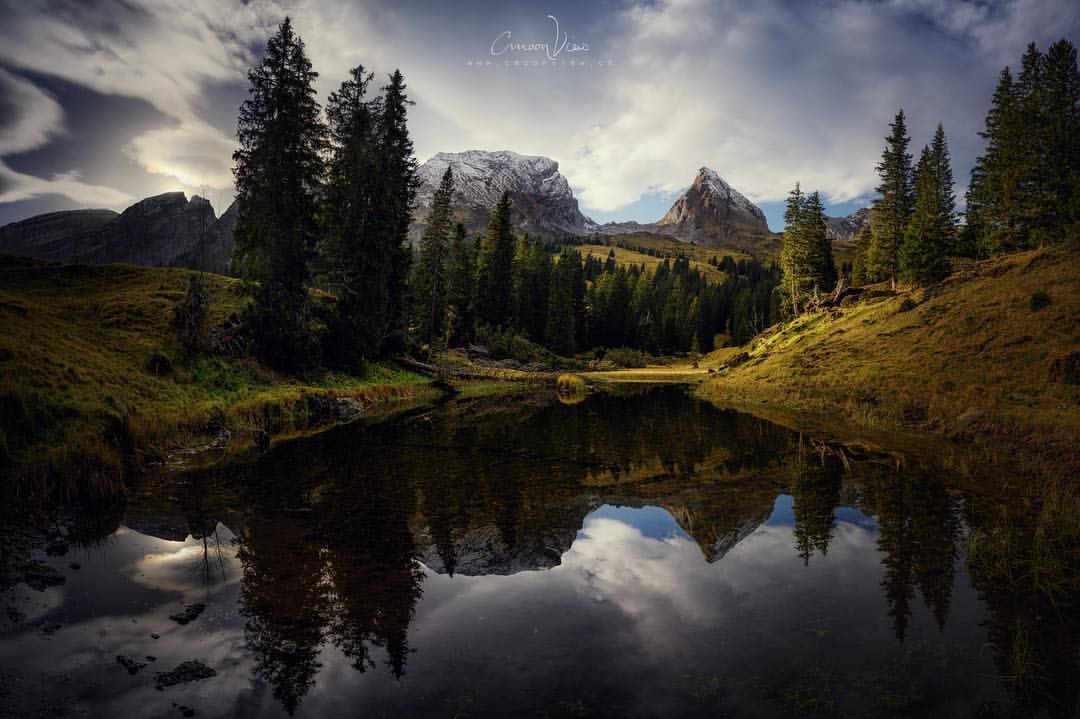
578, 243, 728, 281
699, 244, 1080, 471
0, 255, 432, 490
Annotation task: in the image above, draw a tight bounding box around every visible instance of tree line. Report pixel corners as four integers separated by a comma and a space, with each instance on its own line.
409, 170, 782, 358
782, 38, 1078, 316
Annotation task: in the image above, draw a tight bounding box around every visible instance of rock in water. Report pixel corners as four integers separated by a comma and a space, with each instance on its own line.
155, 661, 216, 688
168, 603, 206, 625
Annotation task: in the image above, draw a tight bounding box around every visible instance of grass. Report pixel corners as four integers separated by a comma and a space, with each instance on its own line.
697, 244, 1080, 474
0, 255, 434, 493
578, 243, 728, 281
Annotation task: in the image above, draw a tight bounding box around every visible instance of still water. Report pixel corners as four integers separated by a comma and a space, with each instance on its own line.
1, 386, 1077, 718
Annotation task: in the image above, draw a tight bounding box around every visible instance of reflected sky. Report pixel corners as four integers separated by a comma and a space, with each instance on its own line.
1, 387, 1074, 718
0, 500, 1004, 718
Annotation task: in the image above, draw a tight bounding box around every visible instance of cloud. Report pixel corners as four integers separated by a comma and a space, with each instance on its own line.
0, 0, 273, 194
0, 67, 63, 155
0, 65, 133, 206
1, 0, 1077, 218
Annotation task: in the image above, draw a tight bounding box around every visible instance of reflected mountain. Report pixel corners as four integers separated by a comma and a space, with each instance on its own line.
2, 386, 1077, 718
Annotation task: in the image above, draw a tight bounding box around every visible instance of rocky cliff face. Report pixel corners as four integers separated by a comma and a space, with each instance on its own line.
0, 209, 118, 262
825, 207, 870, 243
654, 167, 771, 245
80, 192, 217, 267
412, 150, 595, 242
0, 193, 237, 273
175, 200, 237, 275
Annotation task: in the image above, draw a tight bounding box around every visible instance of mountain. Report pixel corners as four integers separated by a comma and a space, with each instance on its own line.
175, 200, 238, 275
0, 209, 118, 263
825, 207, 870, 243
654, 167, 771, 245
0, 193, 237, 273
411, 150, 596, 242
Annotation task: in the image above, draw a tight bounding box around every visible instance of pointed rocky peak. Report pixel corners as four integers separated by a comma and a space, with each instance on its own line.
655, 167, 768, 243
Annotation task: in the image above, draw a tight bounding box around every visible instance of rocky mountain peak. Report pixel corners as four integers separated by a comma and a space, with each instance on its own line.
412, 149, 595, 242
825, 207, 870, 243
654, 167, 769, 244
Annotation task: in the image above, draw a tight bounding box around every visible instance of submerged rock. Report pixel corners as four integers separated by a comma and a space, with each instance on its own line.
117, 655, 147, 675
168, 603, 206, 625
155, 661, 216, 689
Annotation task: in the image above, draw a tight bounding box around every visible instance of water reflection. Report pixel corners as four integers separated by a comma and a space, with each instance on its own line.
0, 386, 1077, 718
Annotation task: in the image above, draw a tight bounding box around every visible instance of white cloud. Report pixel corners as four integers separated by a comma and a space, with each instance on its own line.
0, 162, 133, 206
0, 65, 133, 206
1, 0, 1076, 217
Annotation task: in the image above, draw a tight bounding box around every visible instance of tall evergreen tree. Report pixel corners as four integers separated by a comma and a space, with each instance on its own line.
968, 40, 1079, 254
867, 110, 914, 287
968, 67, 1023, 255
474, 192, 516, 328
1041, 39, 1080, 238
319, 64, 383, 367
803, 191, 836, 294
779, 184, 834, 314
900, 126, 956, 283
375, 70, 418, 351
232, 17, 326, 370
445, 223, 474, 345
545, 250, 579, 356
779, 182, 806, 314
412, 166, 454, 346
511, 236, 552, 341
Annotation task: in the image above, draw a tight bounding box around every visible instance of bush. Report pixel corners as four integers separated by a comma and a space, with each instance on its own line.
555, 374, 587, 396
898, 298, 918, 313
1029, 291, 1051, 311
602, 347, 647, 368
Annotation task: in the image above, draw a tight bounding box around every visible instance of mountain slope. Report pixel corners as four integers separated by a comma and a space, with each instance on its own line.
700, 244, 1080, 469
0, 209, 118, 262
0, 193, 237, 273
412, 150, 595, 242
825, 207, 870, 243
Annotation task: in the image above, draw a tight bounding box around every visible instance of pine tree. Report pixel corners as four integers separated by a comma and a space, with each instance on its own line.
412, 166, 454, 347
545, 251, 578, 356
474, 192, 516, 328
376, 70, 418, 351
232, 18, 326, 370
511, 236, 552, 341
445, 223, 474, 345
1041, 39, 1080, 238
779, 184, 834, 314
779, 182, 806, 315
867, 110, 914, 287
968, 40, 1079, 254
319, 64, 383, 367
968, 67, 1023, 255
900, 126, 956, 283
803, 191, 836, 294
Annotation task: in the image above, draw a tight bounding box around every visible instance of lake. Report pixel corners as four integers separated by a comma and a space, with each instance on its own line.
1, 385, 1077, 718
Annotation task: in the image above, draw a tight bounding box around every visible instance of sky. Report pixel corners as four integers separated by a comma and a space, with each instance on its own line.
0, 0, 1077, 232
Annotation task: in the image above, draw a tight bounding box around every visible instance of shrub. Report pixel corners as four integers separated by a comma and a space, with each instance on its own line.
603, 347, 647, 368
555, 374, 586, 395
1029, 291, 1051, 311
898, 298, 918, 313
